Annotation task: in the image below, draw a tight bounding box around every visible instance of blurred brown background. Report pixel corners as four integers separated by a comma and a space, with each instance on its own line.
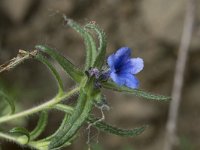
0, 0, 200, 150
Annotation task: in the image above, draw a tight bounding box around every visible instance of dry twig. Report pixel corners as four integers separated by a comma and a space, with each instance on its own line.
0, 50, 37, 73
164, 0, 196, 150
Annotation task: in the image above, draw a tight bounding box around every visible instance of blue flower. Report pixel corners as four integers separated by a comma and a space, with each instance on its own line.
107, 47, 144, 89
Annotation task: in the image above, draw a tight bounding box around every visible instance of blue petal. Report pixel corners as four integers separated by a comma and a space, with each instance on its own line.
124, 74, 139, 89
110, 72, 139, 89
120, 58, 144, 74
115, 47, 131, 59
114, 47, 131, 69
110, 72, 125, 86
107, 54, 115, 71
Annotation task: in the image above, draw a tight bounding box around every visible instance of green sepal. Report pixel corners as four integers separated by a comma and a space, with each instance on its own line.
88, 116, 147, 137
0, 90, 15, 115
30, 111, 48, 140
35, 45, 84, 83
35, 53, 64, 93
9, 127, 30, 144
102, 81, 171, 101
64, 17, 97, 69
85, 22, 107, 68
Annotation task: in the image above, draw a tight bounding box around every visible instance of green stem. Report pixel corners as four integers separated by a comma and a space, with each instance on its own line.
53, 104, 74, 114
0, 87, 79, 124
0, 132, 49, 150
0, 132, 20, 143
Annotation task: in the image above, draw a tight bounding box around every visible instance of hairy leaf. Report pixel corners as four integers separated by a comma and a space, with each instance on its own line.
35, 45, 84, 83
46, 114, 69, 141
0, 101, 7, 116
88, 116, 147, 137
102, 81, 171, 101
64, 17, 97, 69
0, 90, 15, 115
35, 53, 64, 93
30, 115, 71, 150
85, 22, 107, 68
30, 111, 48, 140
52, 104, 145, 137
49, 87, 94, 149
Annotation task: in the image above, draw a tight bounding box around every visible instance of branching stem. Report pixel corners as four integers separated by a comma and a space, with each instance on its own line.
0, 87, 79, 124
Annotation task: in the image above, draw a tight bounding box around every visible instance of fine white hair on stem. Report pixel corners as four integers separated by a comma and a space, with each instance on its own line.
164, 0, 196, 150
86, 104, 109, 145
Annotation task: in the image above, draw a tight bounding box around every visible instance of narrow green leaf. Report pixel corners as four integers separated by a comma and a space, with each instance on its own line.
85, 32, 97, 68
0, 91, 15, 115
35, 45, 84, 83
49, 88, 94, 149
31, 114, 72, 149
30, 111, 48, 140
9, 127, 30, 143
85, 22, 107, 68
102, 81, 171, 101
35, 53, 64, 93
43, 114, 69, 141
0, 100, 7, 116
53, 104, 145, 138
64, 17, 97, 69
88, 116, 147, 137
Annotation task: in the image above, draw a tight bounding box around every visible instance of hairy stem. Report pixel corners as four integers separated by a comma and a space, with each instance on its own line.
0, 132, 20, 143
0, 87, 79, 124
0, 131, 49, 150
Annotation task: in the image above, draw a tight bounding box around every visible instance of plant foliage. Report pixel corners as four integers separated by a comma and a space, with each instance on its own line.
0, 16, 170, 150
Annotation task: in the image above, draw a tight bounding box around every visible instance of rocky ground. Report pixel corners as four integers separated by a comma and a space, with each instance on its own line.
0, 0, 200, 150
